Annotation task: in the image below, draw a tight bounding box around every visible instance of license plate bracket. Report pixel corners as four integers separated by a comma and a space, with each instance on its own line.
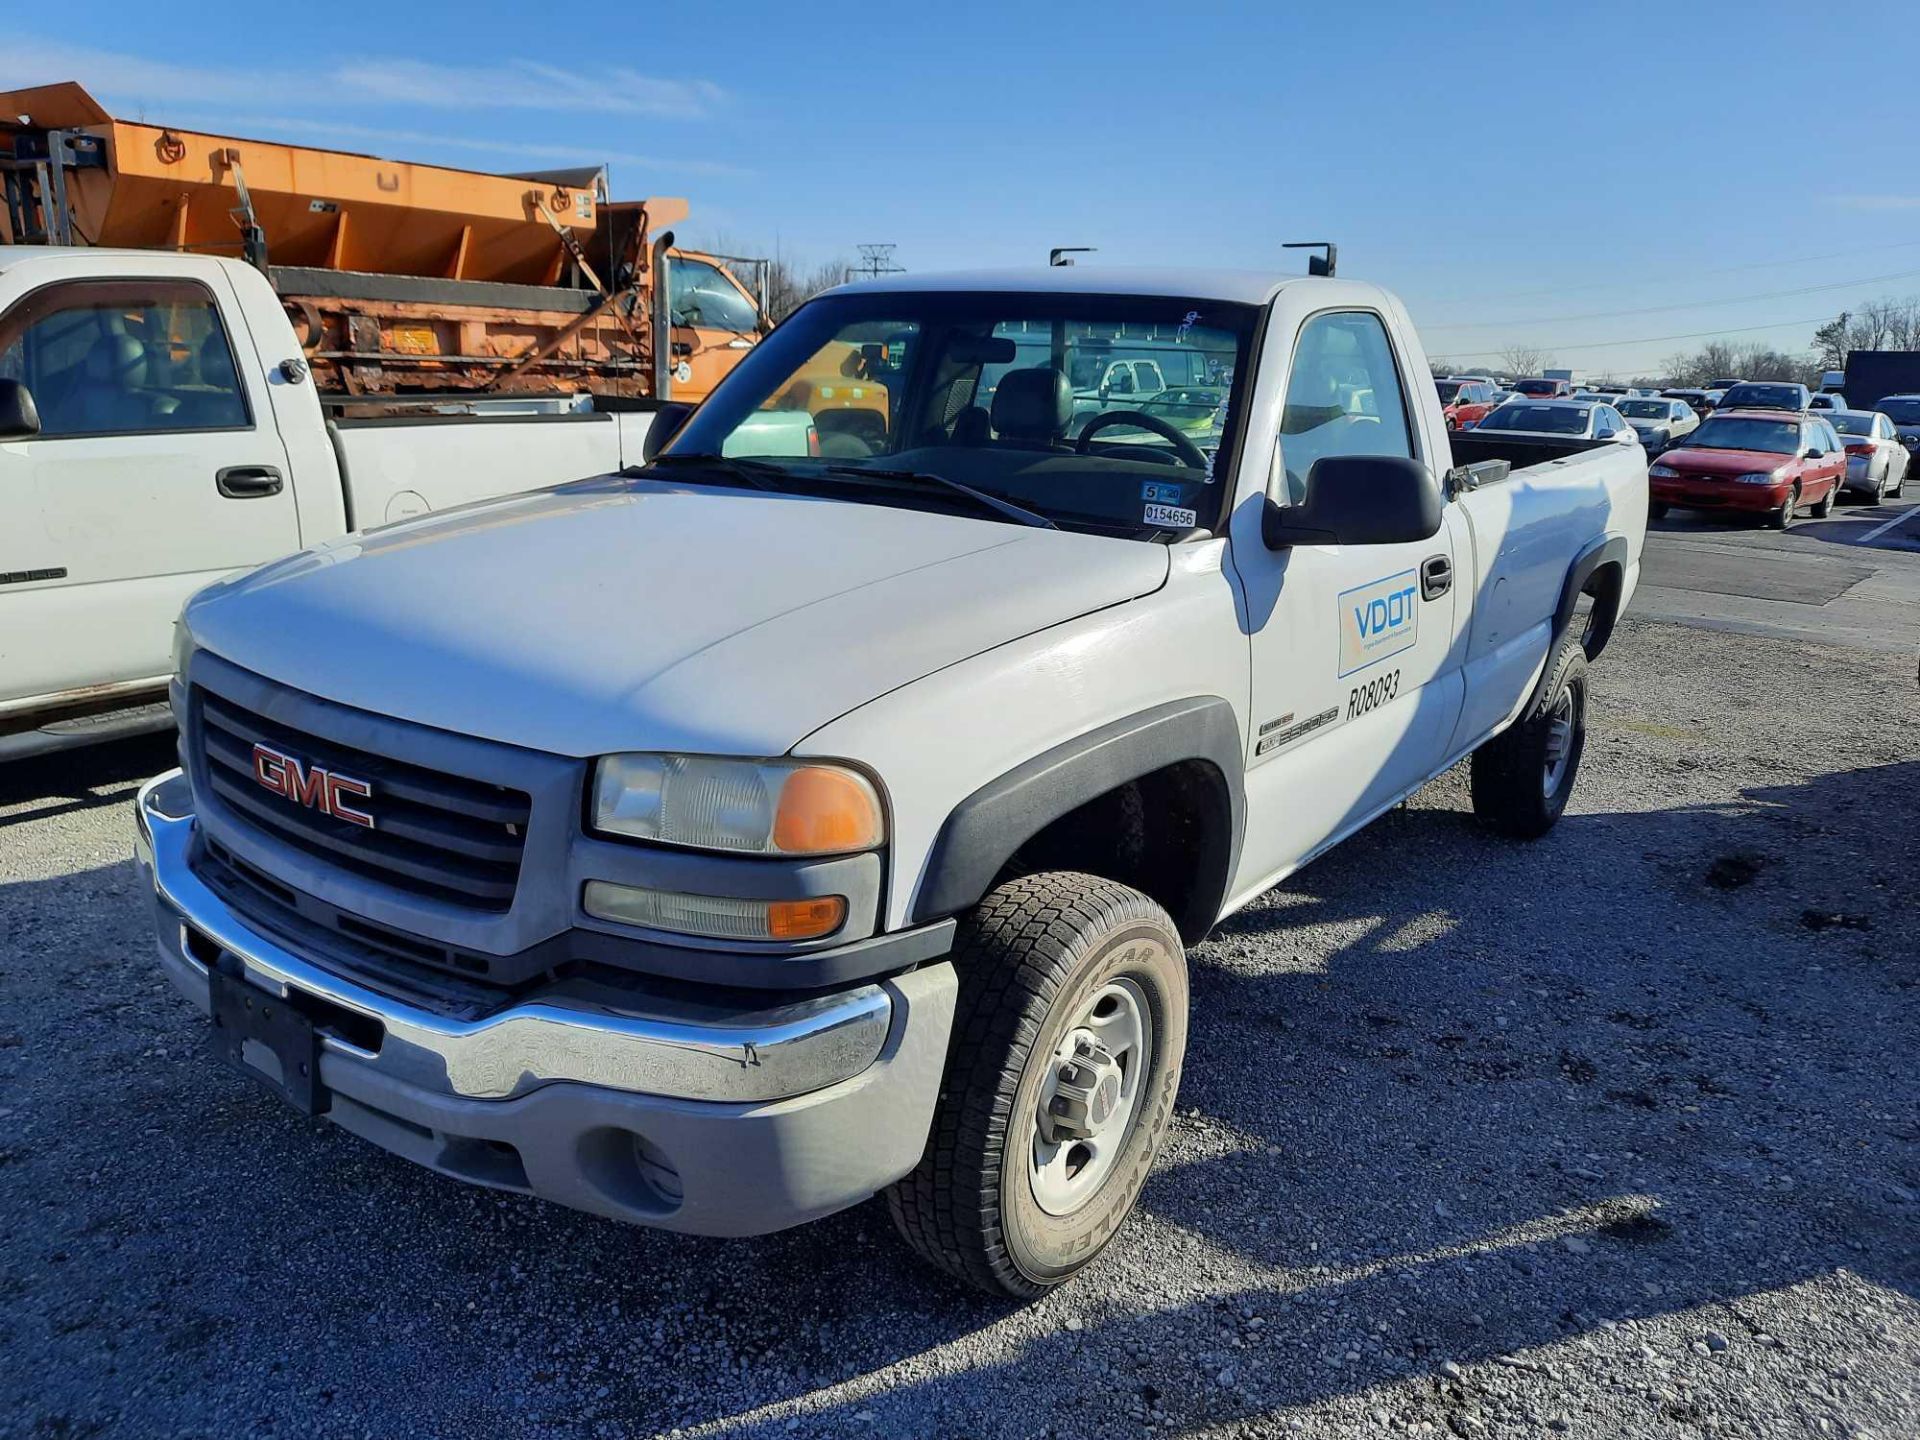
207, 962, 330, 1117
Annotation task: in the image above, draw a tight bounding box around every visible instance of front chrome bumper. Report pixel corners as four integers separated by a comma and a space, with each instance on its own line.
135, 769, 919, 1104
134, 769, 959, 1235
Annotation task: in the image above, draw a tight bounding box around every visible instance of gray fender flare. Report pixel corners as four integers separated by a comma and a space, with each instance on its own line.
910, 696, 1245, 935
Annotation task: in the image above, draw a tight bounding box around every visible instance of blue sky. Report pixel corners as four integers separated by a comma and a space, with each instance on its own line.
6, 2, 1918, 376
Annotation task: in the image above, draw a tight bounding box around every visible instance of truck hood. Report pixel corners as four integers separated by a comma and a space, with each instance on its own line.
185, 477, 1170, 757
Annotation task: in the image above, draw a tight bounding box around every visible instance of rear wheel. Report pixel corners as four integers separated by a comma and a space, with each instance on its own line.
1471, 630, 1588, 840
1769, 485, 1800, 529
886, 872, 1188, 1298
1813, 478, 1838, 518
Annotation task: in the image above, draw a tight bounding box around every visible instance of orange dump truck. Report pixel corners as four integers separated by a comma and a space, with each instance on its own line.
0, 82, 763, 402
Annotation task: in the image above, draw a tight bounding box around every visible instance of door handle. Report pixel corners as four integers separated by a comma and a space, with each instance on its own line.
1420, 553, 1453, 600
217, 465, 284, 499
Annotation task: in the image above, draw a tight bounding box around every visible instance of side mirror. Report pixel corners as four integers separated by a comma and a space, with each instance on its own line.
0, 378, 40, 439
642, 401, 694, 463
1263, 454, 1444, 549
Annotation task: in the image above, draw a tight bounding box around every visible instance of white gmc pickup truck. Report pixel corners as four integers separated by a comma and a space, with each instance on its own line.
135, 266, 1646, 1297
0, 247, 654, 759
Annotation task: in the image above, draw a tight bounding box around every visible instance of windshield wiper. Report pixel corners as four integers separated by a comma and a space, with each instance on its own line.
817, 464, 1058, 530
625, 453, 790, 491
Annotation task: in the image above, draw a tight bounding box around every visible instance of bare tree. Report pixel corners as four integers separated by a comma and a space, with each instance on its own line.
1498, 344, 1554, 377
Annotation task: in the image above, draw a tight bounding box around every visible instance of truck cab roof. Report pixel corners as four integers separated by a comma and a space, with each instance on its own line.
821, 266, 1339, 307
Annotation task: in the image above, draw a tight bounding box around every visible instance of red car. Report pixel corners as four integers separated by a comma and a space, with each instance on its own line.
1511, 378, 1574, 400
1435, 377, 1499, 430
1647, 409, 1846, 528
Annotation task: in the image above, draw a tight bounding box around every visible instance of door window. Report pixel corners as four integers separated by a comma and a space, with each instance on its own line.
0, 279, 251, 439
1275, 311, 1413, 503
667, 257, 760, 333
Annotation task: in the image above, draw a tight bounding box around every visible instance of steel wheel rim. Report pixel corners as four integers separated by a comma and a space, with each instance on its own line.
1542, 685, 1576, 797
1029, 978, 1152, 1218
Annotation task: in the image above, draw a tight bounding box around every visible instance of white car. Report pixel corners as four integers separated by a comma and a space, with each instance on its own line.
1614, 396, 1700, 456
137, 266, 1646, 1298
1827, 410, 1910, 500
1475, 399, 1640, 447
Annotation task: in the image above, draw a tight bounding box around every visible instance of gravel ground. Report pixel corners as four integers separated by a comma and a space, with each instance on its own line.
1, 617, 1915, 1439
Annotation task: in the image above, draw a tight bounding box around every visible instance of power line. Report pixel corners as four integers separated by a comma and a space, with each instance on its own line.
1438, 311, 1844, 361
1421, 266, 1920, 332
1412, 237, 1920, 310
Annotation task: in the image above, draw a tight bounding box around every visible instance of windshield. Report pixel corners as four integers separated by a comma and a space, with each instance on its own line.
1722, 383, 1804, 410
1683, 416, 1800, 454
1512, 379, 1560, 396
664, 290, 1257, 538
1828, 412, 1873, 436
1881, 398, 1920, 424
1476, 403, 1589, 435
1618, 399, 1669, 419
1435, 380, 1463, 403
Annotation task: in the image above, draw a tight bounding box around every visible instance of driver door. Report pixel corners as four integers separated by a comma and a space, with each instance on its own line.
1225, 301, 1468, 894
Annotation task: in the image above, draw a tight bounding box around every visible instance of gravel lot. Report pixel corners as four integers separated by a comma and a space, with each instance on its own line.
1, 616, 1915, 1438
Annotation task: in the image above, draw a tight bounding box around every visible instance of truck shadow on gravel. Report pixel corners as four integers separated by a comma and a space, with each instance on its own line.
698, 759, 1919, 1434
0, 732, 177, 827
4, 761, 1916, 1437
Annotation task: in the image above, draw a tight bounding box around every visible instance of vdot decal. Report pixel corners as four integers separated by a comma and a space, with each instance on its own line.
1337, 569, 1419, 677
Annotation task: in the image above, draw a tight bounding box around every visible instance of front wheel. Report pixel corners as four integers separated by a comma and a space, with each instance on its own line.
1649, 501, 1670, 520
886, 872, 1188, 1298
1769, 485, 1800, 530
1470, 631, 1588, 839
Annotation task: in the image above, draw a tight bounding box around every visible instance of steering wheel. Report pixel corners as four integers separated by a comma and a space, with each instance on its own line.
1075, 410, 1209, 470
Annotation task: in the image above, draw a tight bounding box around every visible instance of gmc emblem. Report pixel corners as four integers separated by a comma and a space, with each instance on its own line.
251, 742, 375, 829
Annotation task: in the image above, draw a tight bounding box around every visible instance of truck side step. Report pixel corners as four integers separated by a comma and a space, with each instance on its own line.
0, 701, 175, 763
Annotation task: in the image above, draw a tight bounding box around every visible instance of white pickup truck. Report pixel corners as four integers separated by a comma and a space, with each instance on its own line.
135, 266, 1645, 1298
0, 247, 655, 759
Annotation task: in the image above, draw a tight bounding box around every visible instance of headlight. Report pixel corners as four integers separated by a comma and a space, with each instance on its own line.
1649, 464, 1678, 478
1735, 469, 1787, 485
591, 754, 884, 856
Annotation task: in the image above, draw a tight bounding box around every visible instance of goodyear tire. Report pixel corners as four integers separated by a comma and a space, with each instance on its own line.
1470, 630, 1588, 840
886, 872, 1188, 1298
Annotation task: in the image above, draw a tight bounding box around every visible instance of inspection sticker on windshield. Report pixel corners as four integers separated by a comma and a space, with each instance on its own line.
1143, 502, 1198, 528
1141, 482, 1184, 503
1337, 569, 1419, 677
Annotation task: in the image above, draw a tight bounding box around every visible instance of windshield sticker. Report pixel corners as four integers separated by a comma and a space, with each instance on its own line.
1141, 481, 1184, 503
1144, 502, 1198, 528
1337, 570, 1419, 677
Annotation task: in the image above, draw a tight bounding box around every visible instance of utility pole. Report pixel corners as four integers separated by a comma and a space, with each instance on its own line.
854, 243, 905, 280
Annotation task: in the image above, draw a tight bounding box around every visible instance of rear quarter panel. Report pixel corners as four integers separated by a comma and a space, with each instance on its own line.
1448, 442, 1646, 752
